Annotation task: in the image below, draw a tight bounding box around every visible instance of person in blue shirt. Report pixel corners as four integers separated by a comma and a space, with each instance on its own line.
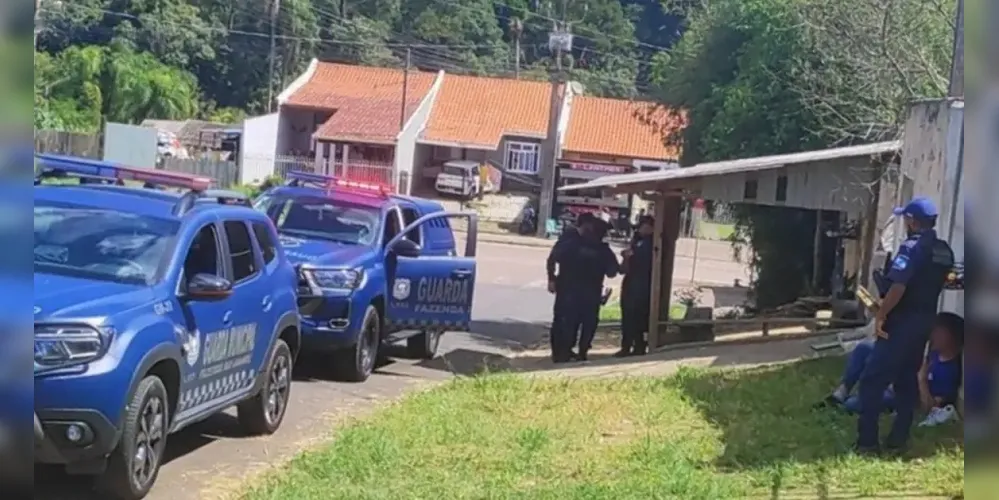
854, 197, 955, 455
817, 312, 963, 415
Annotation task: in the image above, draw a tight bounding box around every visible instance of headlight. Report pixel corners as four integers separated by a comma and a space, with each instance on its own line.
301, 267, 364, 292
34, 324, 111, 370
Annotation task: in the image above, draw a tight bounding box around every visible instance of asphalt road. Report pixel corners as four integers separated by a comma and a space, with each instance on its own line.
35, 238, 749, 500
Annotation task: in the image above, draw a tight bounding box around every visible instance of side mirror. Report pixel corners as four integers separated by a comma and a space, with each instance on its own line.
390, 238, 422, 258
186, 273, 233, 300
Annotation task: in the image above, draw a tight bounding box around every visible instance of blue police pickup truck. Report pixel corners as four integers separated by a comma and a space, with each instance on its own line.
254, 171, 478, 382
33, 155, 301, 500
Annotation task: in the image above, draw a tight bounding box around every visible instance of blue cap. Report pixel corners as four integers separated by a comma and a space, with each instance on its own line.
893, 196, 938, 220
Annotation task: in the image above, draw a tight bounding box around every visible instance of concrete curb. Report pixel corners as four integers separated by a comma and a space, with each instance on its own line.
453, 229, 556, 248
648, 329, 842, 354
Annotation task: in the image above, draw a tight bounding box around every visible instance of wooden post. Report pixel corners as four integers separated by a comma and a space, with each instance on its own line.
647, 194, 666, 349
648, 193, 683, 348
812, 209, 823, 290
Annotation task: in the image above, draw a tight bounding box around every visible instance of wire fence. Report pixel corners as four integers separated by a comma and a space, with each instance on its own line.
275, 156, 396, 189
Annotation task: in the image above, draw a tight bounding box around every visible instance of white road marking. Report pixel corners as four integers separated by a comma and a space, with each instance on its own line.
524, 279, 549, 289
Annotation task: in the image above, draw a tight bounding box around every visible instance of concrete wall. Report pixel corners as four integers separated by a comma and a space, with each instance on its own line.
395, 71, 445, 194
898, 98, 964, 315
239, 112, 280, 184
276, 107, 322, 155
103, 122, 157, 168
699, 158, 878, 215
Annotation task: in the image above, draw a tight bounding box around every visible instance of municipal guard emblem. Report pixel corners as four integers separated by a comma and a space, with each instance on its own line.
183, 328, 201, 366
393, 278, 411, 300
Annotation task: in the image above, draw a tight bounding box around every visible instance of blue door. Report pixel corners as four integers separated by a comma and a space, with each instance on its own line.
385, 213, 476, 331
171, 222, 239, 424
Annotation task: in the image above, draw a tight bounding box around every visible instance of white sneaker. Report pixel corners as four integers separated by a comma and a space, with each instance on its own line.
918, 405, 957, 427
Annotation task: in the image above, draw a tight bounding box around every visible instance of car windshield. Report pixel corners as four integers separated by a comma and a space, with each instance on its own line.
34, 201, 179, 285
443, 165, 470, 176
254, 194, 379, 245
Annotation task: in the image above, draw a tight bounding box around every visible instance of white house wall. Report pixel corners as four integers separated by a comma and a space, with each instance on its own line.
103, 122, 157, 168
395, 70, 445, 194
899, 98, 964, 315
699, 158, 877, 214
239, 112, 280, 185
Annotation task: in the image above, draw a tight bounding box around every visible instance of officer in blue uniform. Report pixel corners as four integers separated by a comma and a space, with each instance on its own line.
546, 214, 589, 361
547, 213, 618, 362
856, 197, 954, 454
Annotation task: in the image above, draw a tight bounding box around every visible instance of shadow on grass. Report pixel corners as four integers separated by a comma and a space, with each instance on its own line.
673, 356, 965, 474
511, 334, 838, 376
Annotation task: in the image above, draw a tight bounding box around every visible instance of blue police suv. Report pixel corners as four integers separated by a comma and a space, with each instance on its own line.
254, 171, 478, 382
33, 155, 301, 500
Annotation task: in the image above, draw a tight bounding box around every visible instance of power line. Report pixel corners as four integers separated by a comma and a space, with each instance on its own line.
40, 5, 502, 50
38, 4, 658, 96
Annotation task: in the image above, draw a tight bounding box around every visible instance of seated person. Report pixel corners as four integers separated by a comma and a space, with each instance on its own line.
817, 312, 964, 416
962, 327, 995, 439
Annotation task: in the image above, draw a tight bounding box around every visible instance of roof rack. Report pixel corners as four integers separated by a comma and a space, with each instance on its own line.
34, 153, 223, 216
284, 170, 390, 197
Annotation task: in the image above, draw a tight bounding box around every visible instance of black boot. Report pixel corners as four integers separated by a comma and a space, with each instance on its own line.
632, 341, 647, 356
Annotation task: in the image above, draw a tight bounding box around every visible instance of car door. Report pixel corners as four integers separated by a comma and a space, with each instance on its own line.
384, 212, 477, 331
174, 221, 240, 422
217, 220, 274, 392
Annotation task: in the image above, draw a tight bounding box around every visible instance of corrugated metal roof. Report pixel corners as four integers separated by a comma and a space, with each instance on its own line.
557, 141, 902, 193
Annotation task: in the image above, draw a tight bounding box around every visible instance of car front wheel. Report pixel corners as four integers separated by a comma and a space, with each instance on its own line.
334, 305, 380, 382
95, 376, 169, 500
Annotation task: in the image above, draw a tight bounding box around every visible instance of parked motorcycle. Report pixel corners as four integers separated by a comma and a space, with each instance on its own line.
519, 205, 538, 235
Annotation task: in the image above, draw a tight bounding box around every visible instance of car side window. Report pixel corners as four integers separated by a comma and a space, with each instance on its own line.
251, 222, 277, 264
382, 208, 402, 247
224, 221, 258, 282
183, 224, 222, 285
401, 207, 421, 245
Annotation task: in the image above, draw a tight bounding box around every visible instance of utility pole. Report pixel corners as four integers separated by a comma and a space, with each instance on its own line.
400, 47, 411, 130
511, 18, 523, 79
267, 0, 281, 113
536, 9, 572, 237
948, 0, 964, 97
34, 0, 42, 48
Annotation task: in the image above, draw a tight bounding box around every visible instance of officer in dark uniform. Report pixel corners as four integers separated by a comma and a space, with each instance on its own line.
855, 197, 954, 454
552, 216, 619, 362
616, 215, 655, 357
546, 214, 589, 361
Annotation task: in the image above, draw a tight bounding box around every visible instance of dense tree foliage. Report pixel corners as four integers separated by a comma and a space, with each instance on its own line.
651, 0, 955, 308
35, 0, 675, 129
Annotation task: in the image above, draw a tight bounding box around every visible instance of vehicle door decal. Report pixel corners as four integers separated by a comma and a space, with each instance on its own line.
175, 322, 258, 415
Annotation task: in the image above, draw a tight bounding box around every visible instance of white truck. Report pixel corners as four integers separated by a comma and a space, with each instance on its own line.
434, 160, 481, 198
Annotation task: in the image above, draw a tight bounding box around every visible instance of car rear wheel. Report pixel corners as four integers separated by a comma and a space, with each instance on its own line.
237, 339, 292, 435
334, 305, 380, 382
95, 376, 168, 500
406, 330, 441, 360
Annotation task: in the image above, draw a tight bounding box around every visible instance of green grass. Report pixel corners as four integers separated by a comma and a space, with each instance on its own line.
697, 222, 736, 241
242, 358, 964, 500
599, 302, 687, 322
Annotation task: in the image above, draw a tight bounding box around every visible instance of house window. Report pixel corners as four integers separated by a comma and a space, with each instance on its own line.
505, 141, 540, 174
743, 178, 758, 200
775, 174, 788, 202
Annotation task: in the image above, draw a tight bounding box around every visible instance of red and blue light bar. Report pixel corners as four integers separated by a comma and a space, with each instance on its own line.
285, 170, 391, 197
36, 154, 212, 191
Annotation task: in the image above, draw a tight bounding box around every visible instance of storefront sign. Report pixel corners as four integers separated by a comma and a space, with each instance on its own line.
563, 161, 631, 174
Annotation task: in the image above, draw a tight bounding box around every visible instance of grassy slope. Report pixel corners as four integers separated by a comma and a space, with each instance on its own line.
243, 357, 963, 500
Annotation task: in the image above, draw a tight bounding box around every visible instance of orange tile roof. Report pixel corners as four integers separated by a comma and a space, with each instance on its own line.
286, 62, 437, 143
421, 74, 552, 149
563, 96, 684, 160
